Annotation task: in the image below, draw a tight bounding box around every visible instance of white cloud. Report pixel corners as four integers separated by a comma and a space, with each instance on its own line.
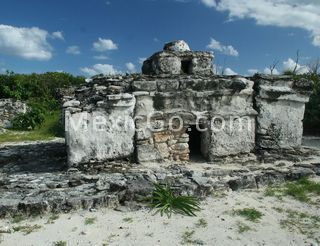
224, 67, 237, 75
201, 0, 216, 7
207, 38, 239, 56
138, 57, 146, 64
66, 45, 81, 55
247, 69, 259, 75
201, 0, 320, 47
93, 55, 109, 60
52, 31, 64, 40
80, 64, 120, 76
283, 58, 310, 74
263, 67, 280, 75
125, 62, 136, 73
0, 24, 52, 60
313, 35, 320, 46
93, 38, 118, 52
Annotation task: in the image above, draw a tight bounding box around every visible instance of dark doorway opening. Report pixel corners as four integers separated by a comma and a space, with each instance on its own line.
188, 125, 205, 161
181, 60, 191, 74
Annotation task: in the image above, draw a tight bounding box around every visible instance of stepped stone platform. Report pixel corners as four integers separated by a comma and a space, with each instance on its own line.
0, 139, 319, 218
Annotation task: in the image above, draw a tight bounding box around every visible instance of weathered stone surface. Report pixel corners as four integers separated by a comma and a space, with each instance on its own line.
0, 99, 28, 128
153, 131, 171, 143
63, 100, 80, 108
253, 74, 313, 150
155, 143, 170, 158
136, 144, 162, 163
0, 142, 319, 218
132, 80, 157, 91
208, 116, 256, 159
163, 40, 191, 52
65, 94, 136, 165
142, 40, 213, 76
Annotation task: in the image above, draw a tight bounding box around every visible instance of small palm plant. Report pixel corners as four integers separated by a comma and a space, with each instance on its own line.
149, 183, 201, 218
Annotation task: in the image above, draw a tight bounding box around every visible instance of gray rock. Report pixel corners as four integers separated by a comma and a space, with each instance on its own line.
163, 40, 191, 52
63, 100, 80, 108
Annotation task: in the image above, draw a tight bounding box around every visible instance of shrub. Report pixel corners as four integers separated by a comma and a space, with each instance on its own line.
11, 107, 45, 130
0, 71, 85, 136
149, 183, 201, 218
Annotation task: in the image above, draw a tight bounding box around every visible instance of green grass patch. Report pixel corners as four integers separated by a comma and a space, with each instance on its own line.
233, 208, 263, 222
0, 111, 63, 143
236, 221, 252, 233
11, 214, 27, 224
53, 241, 67, 246
280, 209, 320, 242
84, 217, 96, 225
12, 224, 42, 235
265, 177, 320, 203
46, 214, 60, 224
180, 230, 204, 245
272, 207, 284, 213
285, 177, 320, 202
195, 218, 208, 228
181, 230, 195, 244
122, 217, 133, 223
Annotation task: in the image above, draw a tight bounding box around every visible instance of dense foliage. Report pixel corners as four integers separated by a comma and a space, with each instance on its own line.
11, 107, 45, 130
303, 73, 320, 134
0, 71, 85, 130
0, 71, 84, 106
284, 70, 320, 134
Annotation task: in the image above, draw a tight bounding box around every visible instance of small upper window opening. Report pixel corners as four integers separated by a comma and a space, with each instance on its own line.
181, 60, 192, 74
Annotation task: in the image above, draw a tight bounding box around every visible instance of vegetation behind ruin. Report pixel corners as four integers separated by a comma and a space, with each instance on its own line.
303, 73, 320, 134
0, 71, 85, 142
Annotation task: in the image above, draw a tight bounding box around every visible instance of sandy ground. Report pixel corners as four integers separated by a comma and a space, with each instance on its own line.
0, 185, 319, 246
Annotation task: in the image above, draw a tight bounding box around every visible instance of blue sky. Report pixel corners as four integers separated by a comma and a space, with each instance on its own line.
0, 0, 319, 77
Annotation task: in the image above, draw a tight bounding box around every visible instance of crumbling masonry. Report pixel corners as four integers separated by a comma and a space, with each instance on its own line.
63, 40, 313, 167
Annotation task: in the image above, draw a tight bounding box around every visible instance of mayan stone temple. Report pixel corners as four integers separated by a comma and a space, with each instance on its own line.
1, 39, 320, 221
63, 40, 313, 167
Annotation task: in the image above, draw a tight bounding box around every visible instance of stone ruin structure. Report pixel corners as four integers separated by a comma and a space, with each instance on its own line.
0, 40, 318, 218
63, 40, 313, 167
0, 99, 28, 129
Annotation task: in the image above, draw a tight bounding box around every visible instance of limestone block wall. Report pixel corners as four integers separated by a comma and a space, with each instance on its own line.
132, 75, 257, 163
64, 92, 136, 166
207, 115, 256, 161
253, 75, 313, 150
63, 73, 312, 166
63, 74, 258, 165
0, 99, 28, 128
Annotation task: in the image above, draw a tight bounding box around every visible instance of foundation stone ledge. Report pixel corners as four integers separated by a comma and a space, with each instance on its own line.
0, 147, 319, 218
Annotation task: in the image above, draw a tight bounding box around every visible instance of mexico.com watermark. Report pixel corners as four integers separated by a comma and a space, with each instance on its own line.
65, 111, 253, 133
